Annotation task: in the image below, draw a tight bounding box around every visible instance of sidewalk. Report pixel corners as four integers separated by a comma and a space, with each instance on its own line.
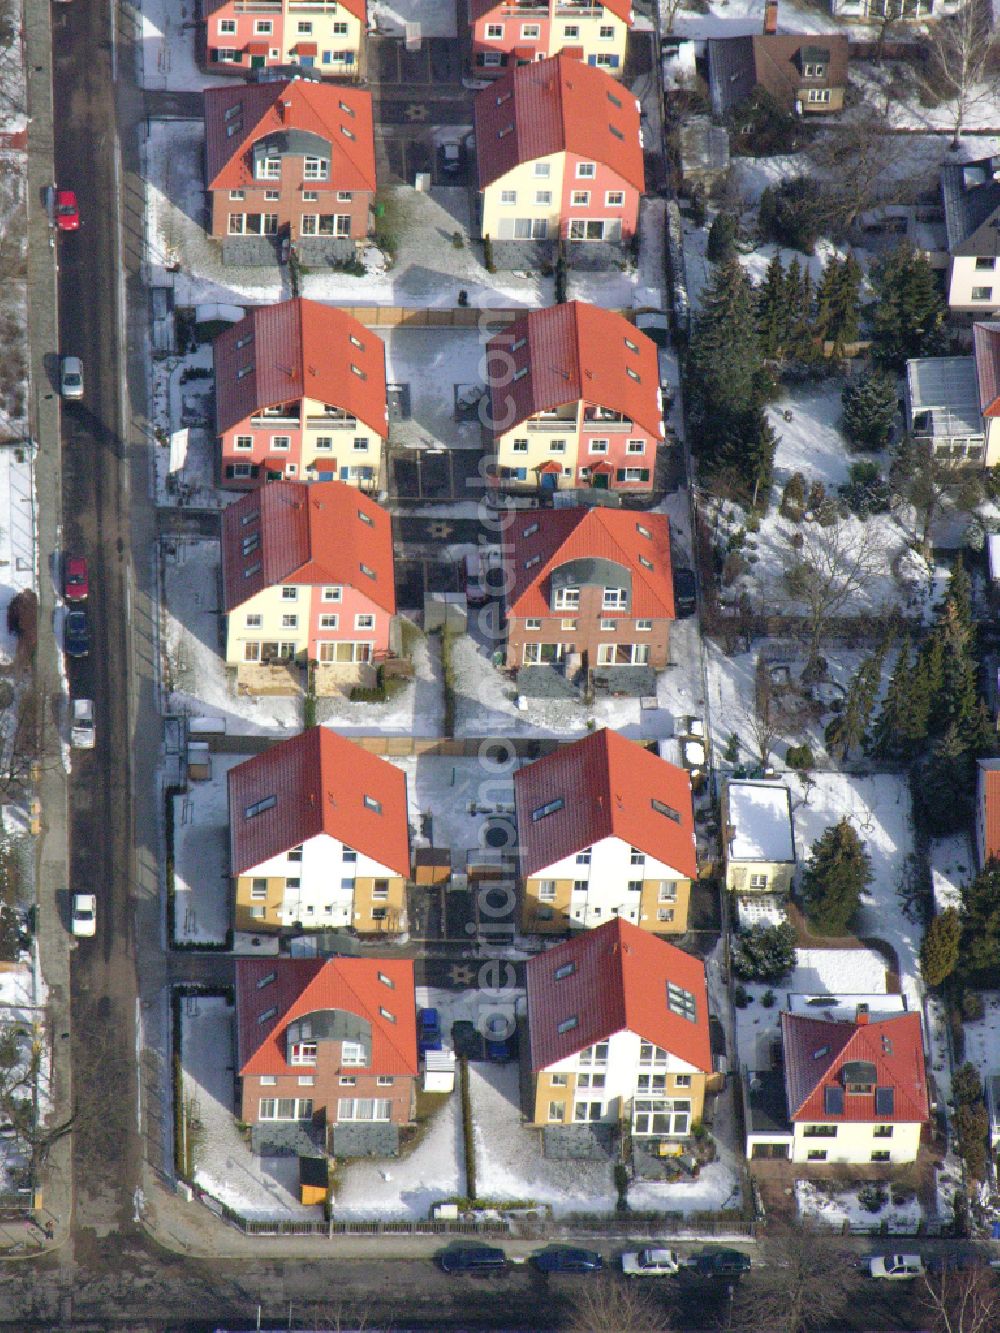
22, 0, 73, 1257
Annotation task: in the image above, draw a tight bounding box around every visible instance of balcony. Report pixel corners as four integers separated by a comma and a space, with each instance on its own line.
305, 414, 358, 428
251, 414, 299, 426
527, 417, 576, 431
583, 412, 634, 432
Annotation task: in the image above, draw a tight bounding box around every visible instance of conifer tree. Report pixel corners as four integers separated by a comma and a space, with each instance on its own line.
707, 211, 738, 264
826, 643, 887, 760
912, 723, 974, 838
841, 367, 897, 451
920, 907, 961, 987
870, 243, 946, 369
801, 819, 873, 937
816, 254, 862, 351
871, 636, 931, 759
756, 253, 789, 360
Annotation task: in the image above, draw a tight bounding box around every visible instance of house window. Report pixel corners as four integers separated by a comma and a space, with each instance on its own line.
537, 880, 556, 901
302, 190, 319, 202
603, 588, 626, 608
577, 1073, 606, 1090
260, 1075, 277, 1086
575, 1102, 603, 1122
548, 1102, 565, 1122
616, 467, 649, 483
521, 24, 541, 38
500, 190, 517, 205
589, 439, 609, 454
511, 438, 529, 453
749, 873, 769, 890
599, 24, 614, 37
639, 1043, 667, 1066
219, 18, 236, 34
298, 20, 313, 33
250, 879, 268, 900
485, 22, 504, 38
371, 881, 390, 901
675, 1074, 692, 1089
259, 1097, 312, 1121
871, 1150, 891, 1163
564, 24, 580, 37
637, 1074, 666, 1094
626, 439, 645, 454
807, 1149, 828, 1161
319, 615, 339, 630
337, 1099, 392, 1122
314, 437, 333, 453
803, 62, 827, 78
571, 191, 590, 207
659, 882, 676, 902
322, 587, 342, 602
579, 1043, 609, 1066
577, 162, 595, 178
229, 189, 245, 201
304, 157, 329, 180
657, 908, 675, 923
554, 588, 579, 610
281, 614, 298, 629
975, 257, 997, 271
606, 191, 625, 207
806, 88, 831, 104
341, 1041, 366, 1066
259, 158, 281, 179
972, 287, 994, 301
560, 619, 577, 631
352, 438, 368, 452
246, 614, 262, 629
281, 586, 297, 601
524, 618, 542, 631
264, 190, 279, 202
535, 191, 552, 206
270, 436, 290, 452
355, 613, 375, 630
290, 1042, 317, 1065
637, 619, 653, 632
254, 20, 273, 34
627, 880, 643, 893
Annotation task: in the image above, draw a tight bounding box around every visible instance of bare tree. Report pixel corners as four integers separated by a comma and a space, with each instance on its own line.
565, 1275, 671, 1332
806, 116, 908, 234
728, 1225, 860, 1333
660, 0, 686, 33
919, 1265, 1000, 1333
917, 1, 1000, 148
781, 521, 886, 669
891, 437, 984, 561
743, 664, 779, 768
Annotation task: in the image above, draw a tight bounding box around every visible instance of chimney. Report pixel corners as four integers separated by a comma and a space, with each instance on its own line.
856, 1003, 869, 1026
763, 0, 778, 34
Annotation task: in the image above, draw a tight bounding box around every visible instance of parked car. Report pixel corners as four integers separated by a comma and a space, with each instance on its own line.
673, 567, 697, 618
868, 1254, 924, 1280
64, 609, 89, 658
418, 1007, 442, 1055
441, 142, 466, 176
533, 1248, 603, 1274
438, 1246, 509, 1275
60, 355, 84, 400
63, 554, 89, 602
688, 1249, 752, 1278
71, 698, 95, 750
71, 892, 96, 937
622, 1248, 681, 1277
54, 189, 80, 231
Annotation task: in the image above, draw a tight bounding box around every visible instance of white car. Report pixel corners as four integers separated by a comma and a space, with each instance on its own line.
868, 1254, 924, 1280
71, 893, 96, 938
71, 698, 94, 749
621, 1248, 681, 1277
60, 355, 84, 400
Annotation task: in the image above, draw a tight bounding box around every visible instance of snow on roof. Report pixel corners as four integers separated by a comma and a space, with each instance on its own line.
725, 780, 794, 863
785, 993, 907, 1021
906, 356, 982, 440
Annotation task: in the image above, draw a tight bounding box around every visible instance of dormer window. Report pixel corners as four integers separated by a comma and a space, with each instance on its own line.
554, 587, 579, 610
258, 157, 281, 180
303, 156, 329, 180
803, 62, 826, 78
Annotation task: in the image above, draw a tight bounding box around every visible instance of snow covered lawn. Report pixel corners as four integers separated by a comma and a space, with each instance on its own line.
179, 994, 318, 1219
796, 1179, 923, 1233
333, 1093, 465, 1220
316, 628, 445, 738
957, 992, 1000, 1090
150, 344, 220, 509
160, 538, 300, 735
138, 0, 235, 91
371, 0, 456, 37
930, 835, 973, 916
172, 757, 245, 945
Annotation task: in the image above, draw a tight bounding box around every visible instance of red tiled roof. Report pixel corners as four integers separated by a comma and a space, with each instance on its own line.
213, 298, 388, 437
514, 728, 696, 880
782, 1011, 929, 1125
974, 322, 1000, 417
979, 761, 1000, 862
228, 727, 410, 877
236, 956, 417, 1078
221, 480, 395, 616
526, 918, 711, 1072
204, 79, 375, 194
505, 507, 674, 621
486, 301, 662, 440
474, 54, 643, 193
470, 0, 631, 21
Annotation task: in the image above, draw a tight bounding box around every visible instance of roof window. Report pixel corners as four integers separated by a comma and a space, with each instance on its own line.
667, 982, 697, 1022
256, 971, 277, 990
626, 367, 640, 382
513, 367, 528, 381
245, 794, 277, 819
243, 561, 262, 578
636, 522, 651, 539
360, 562, 376, 579
607, 91, 623, 109
349, 333, 365, 350
557, 1016, 578, 1034
242, 534, 259, 556
498, 124, 514, 139
364, 794, 382, 814
638, 555, 653, 571
512, 336, 527, 352
351, 364, 367, 380
341, 125, 356, 140
523, 522, 539, 538
258, 1006, 278, 1024
651, 798, 680, 823
378, 971, 395, 988
241, 509, 260, 527
624, 337, 639, 354
358, 509, 375, 527
524, 555, 541, 569
379, 1006, 396, 1023
532, 797, 564, 822
339, 99, 355, 117
609, 124, 624, 141
237, 365, 253, 379
554, 962, 576, 981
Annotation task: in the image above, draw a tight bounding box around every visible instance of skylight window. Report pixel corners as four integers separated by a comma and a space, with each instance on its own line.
513, 367, 528, 381
512, 337, 527, 352
667, 982, 697, 1022
244, 561, 262, 578
524, 555, 541, 569
532, 797, 564, 822
609, 124, 624, 141
258, 1006, 278, 1024
360, 562, 376, 579
557, 1016, 578, 1034
256, 971, 277, 990
651, 798, 680, 823
351, 364, 367, 380
626, 367, 640, 382
358, 510, 375, 527
245, 795, 277, 819
378, 971, 395, 989
636, 522, 651, 539
638, 555, 653, 571
555, 962, 576, 981
523, 522, 539, 538
607, 91, 623, 109
364, 794, 382, 814
379, 1006, 396, 1023
241, 510, 259, 527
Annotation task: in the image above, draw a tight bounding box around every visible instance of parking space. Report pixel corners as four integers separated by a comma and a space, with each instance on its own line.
389, 449, 485, 504
395, 558, 464, 612
373, 36, 465, 90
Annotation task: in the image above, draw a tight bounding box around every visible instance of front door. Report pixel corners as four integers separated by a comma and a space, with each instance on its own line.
251, 55, 265, 69
592, 472, 609, 490
540, 471, 558, 491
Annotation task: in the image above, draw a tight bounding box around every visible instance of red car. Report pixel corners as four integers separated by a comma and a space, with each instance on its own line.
64, 556, 88, 602
55, 190, 79, 231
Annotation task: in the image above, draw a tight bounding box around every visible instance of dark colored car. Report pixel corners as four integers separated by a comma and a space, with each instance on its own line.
533, 1248, 604, 1274
64, 609, 89, 658
438, 1246, 509, 1275
418, 1007, 442, 1055
673, 567, 697, 618
63, 555, 89, 602
689, 1249, 751, 1278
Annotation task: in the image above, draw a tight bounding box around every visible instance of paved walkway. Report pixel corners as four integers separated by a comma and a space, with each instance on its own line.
22, 0, 73, 1258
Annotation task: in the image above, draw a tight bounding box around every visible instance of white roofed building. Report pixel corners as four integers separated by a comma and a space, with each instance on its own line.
721, 780, 795, 898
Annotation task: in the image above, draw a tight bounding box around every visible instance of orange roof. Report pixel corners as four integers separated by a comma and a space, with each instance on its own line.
505, 507, 674, 621
236, 957, 418, 1078
526, 918, 711, 1073
515, 728, 696, 880
783, 1011, 929, 1126
228, 727, 410, 877
221, 480, 395, 616
213, 298, 388, 438
204, 80, 375, 195
475, 55, 644, 193
485, 301, 662, 440
978, 761, 1000, 863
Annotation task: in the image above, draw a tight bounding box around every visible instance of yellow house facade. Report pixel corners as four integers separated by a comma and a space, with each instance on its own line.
480, 152, 565, 242
791, 1118, 922, 1166
531, 1062, 705, 1131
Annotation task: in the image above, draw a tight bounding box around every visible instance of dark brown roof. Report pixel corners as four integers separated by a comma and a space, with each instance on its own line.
751, 34, 849, 107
